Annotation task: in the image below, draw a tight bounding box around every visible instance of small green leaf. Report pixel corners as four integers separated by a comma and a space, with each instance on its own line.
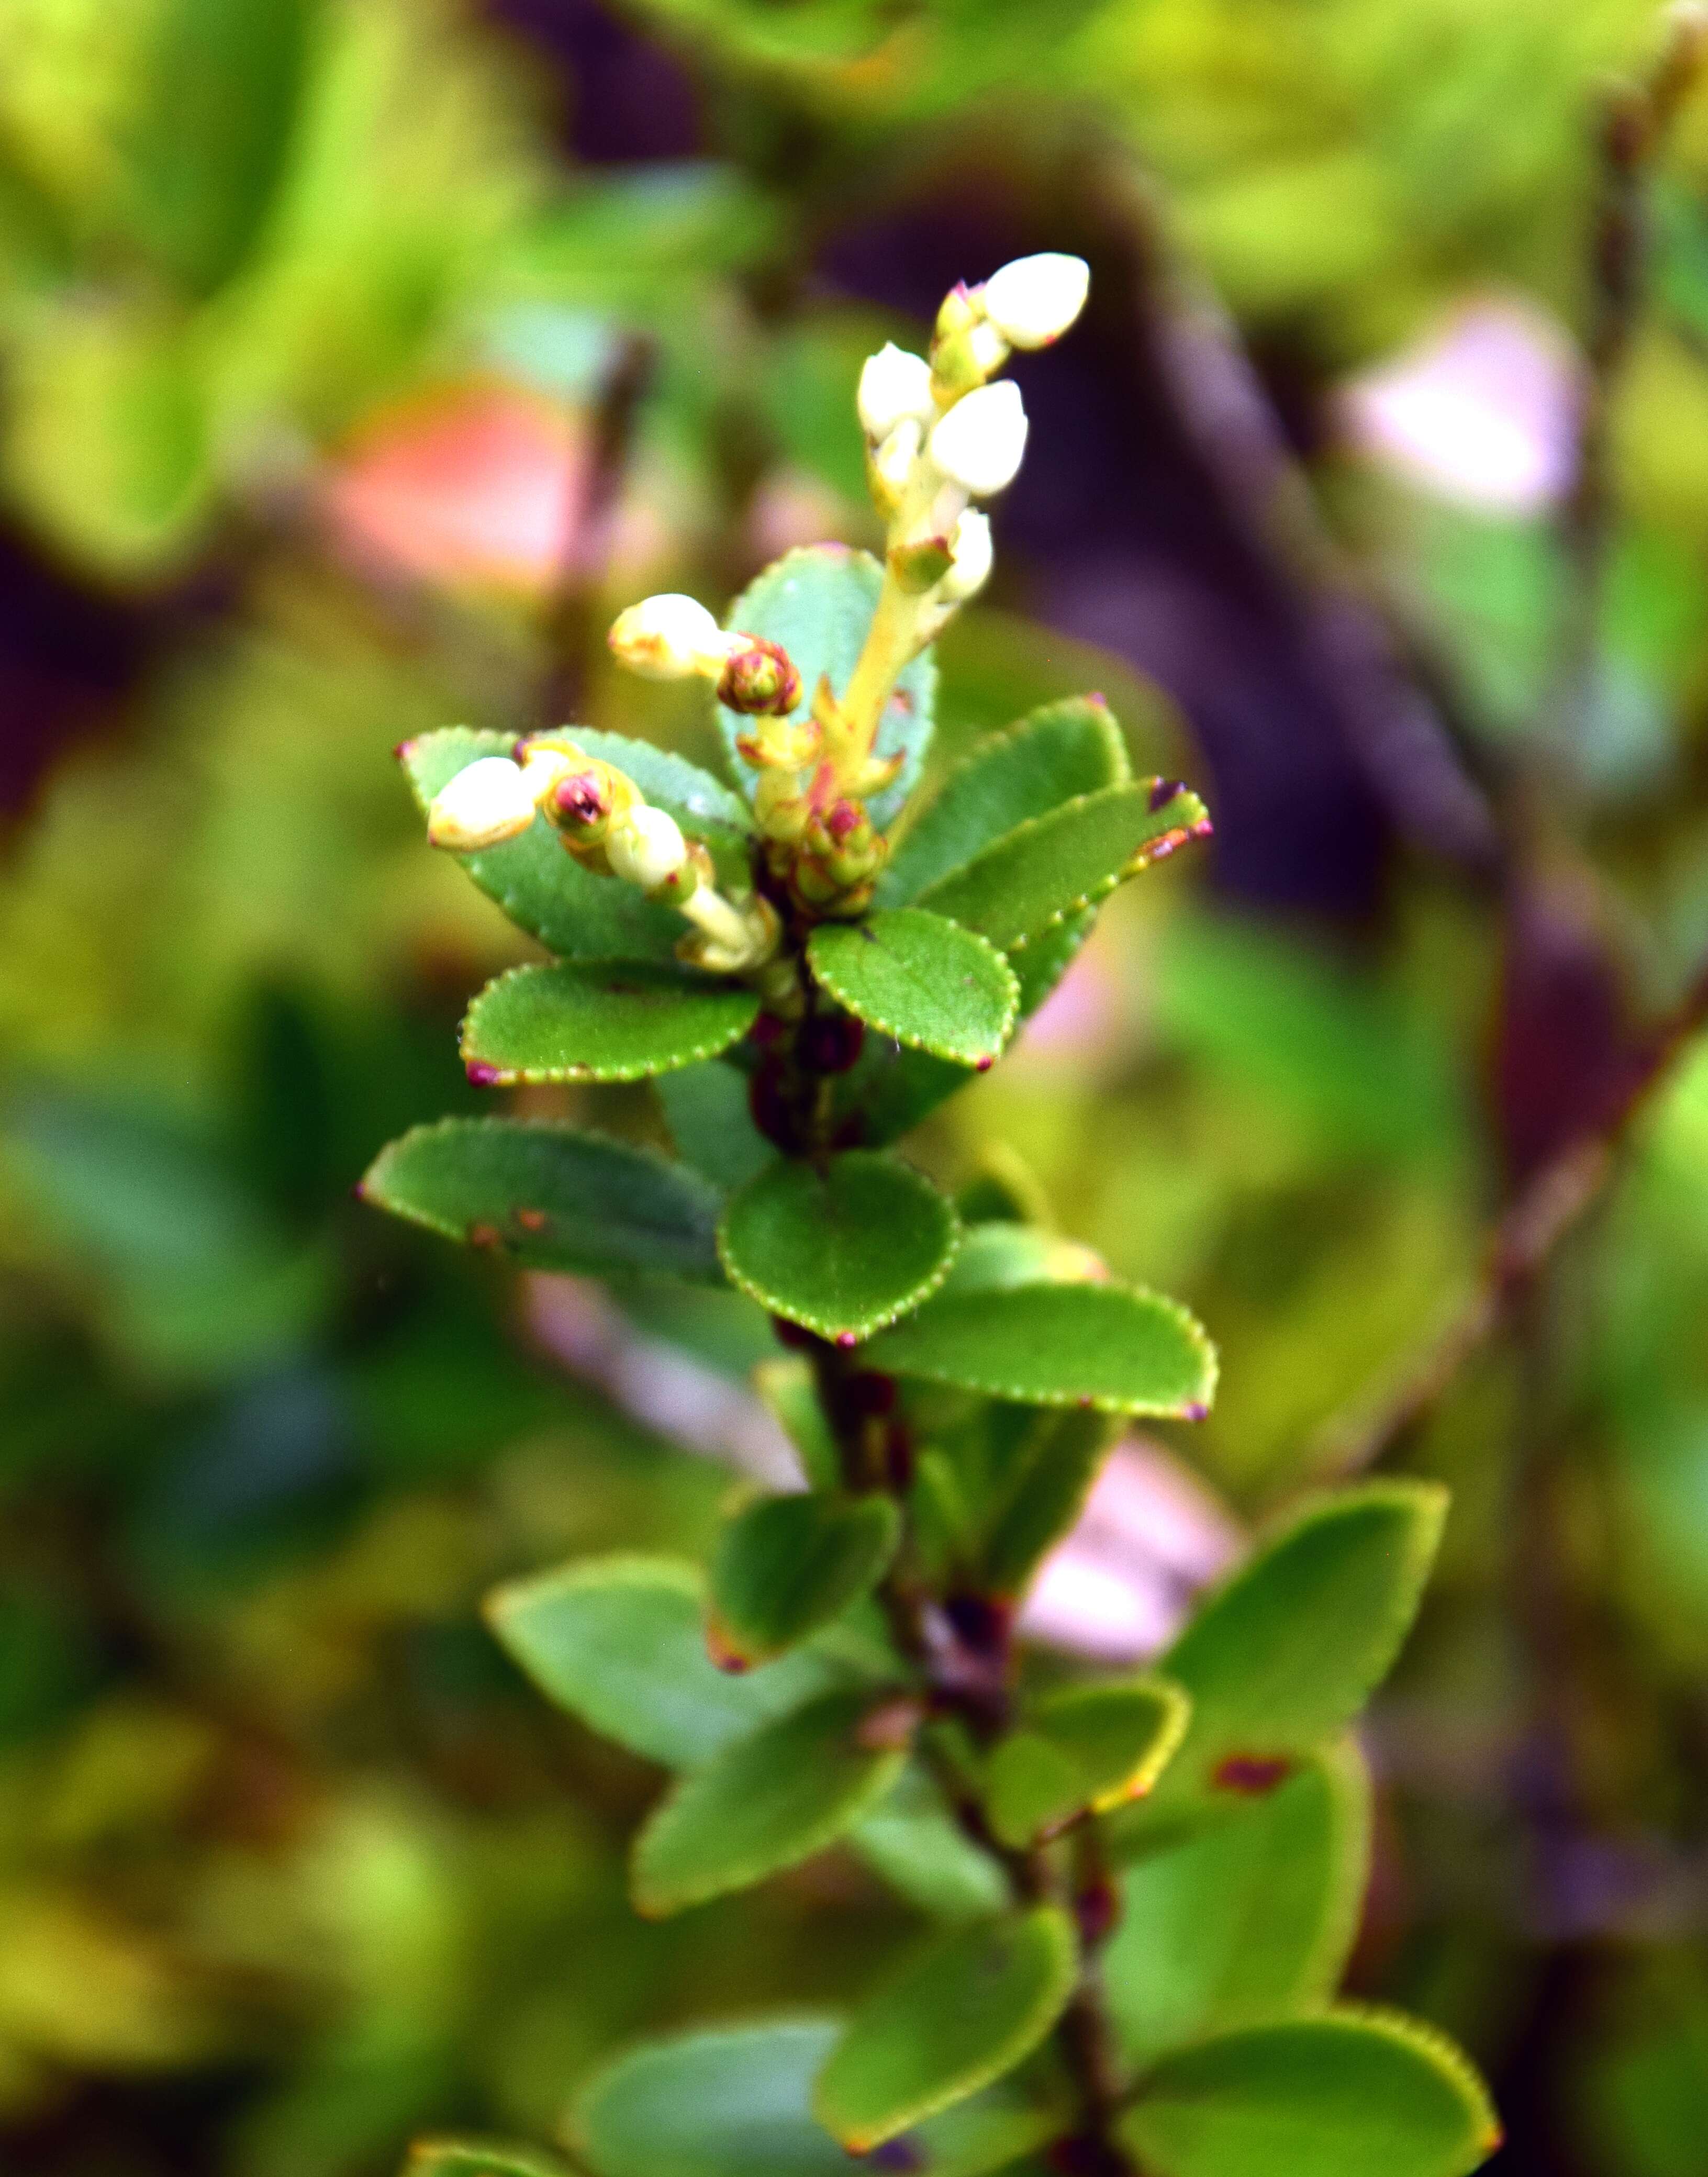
986, 1677, 1190, 1848
1132, 1484, 1446, 1818
978, 1405, 1119, 1596
656, 1060, 774, 1192
852, 1766, 1010, 1923
574, 2017, 1053, 2177
406, 2143, 573, 2177
917, 782, 1211, 953
1117, 2011, 1501, 2177
711, 1491, 901, 1664
753, 1358, 841, 1490
815, 1907, 1078, 2149
808, 911, 1019, 1067
361, 1119, 722, 1282
881, 696, 1131, 907
719, 547, 934, 827
631, 1690, 906, 1916
400, 729, 685, 964
865, 1282, 1216, 1416
939, 1221, 1103, 1297
461, 961, 760, 1086
1104, 1739, 1372, 2065
485, 1556, 849, 1769
719, 1153, 959, 1341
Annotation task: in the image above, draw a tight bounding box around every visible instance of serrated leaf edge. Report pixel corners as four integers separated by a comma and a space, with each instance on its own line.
807, 914, 1021, 1067
460, 962, 760, 1086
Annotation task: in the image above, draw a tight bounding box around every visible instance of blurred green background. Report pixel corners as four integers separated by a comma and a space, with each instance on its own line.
5, 2, 1708, 2172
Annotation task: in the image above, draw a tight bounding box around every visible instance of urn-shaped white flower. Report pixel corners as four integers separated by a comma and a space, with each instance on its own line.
940, 509, 993, 601
427, 756, 539, 851
608, 593, 736, 680
607, 803, 689, 892
982, 253, 1090, 350
929, 379, 1029, 497
857, 343, 935, 442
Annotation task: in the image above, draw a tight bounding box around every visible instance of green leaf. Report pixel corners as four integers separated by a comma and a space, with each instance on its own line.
1104, 1740, 1372, 2066
986, 1677, 1191, 1848
881, 696, 1130, 907
815, 1907, 1078, 2150
711, 1491, 901, 1665
939, 1221, 1103, 1297
630, 1690, 906, 1916
753, 1358, 841, 1490
864, 1282, 1216, 1416
1133, 1484, 1446, 1817
573, 2017, 1053, 2177
978, 1405, 1119, 1596
1117, 2011, 1501, 2177
916, 782, 1212, 953
406, 2143, 573, 2177
360, 1119, 723, 1282
719, 547, 935, 827
656, 1060, 774, 1192
719, 1153, 959, 1341
808, 911, 1019, 1068
460, 962, 760, 1086
400, 729, 688, 964
851, 1765, 1010, 1923
485, 1556, 849, 1769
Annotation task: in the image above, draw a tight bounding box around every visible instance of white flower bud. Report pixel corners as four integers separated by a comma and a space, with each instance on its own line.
608, 593, 738, 681
857, 342, 935, 441
966, 319, 1010, 377
607, 803, 689, 893
928, 380, 1029, 497
981, 253, 1090, 349
873, 416, 925, 498
940, 509, 993, 601
427, 756, 539, 851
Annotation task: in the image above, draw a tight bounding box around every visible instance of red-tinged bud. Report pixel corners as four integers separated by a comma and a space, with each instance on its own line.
553, 771, 611, 831
798, 1011, 865, 1075
718, 638, 801, 717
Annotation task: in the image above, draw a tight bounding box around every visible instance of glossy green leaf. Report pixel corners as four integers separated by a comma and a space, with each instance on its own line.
1132, 1484, 1446, 1819
655, 1060, 774, 1192
361, 1119, 723, 1282
719, 1153, 959, 1340
916, 782, 1211, 953
574, 2017, 1054, 2177
1104, 1739, 1372, 2065
485, 1556, 849, 1769
939, 1221, 1104, 1296
1117, 2011, 1501, 2177
460, 961, 760, 1086
711, 1491, 901, 1664
851, 1765, 1009, 1923
407, 2143, 573, 2177
753, 1358, 841, 1490
986, 1677, 1190, 1848
808, 911, 1019, 1067
719, 547, 934, 828
978, 1405, 1120, 1596
864, 1281, 1216, 1416
881, 696, 1131, 907
400, 729, 686, 964
630, 1690, 906, 1916
815, 1907, 1078, 2149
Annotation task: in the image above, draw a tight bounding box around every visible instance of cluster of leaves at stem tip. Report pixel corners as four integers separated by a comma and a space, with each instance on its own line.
362, 252, 1501, 2177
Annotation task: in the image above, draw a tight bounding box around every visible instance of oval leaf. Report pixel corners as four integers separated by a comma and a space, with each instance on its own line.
719, 546, 934, 828
360, 1119, 722, 1282
461, 962, 760, 1085
1127, 1483, 1446, 1823
1117, 2011, 1500, 2177
880, 695, 1130, 907
852, 1765, 1010, 1924
485, 1556, 850, 1769
400, 728, 684, 964
719, 1153, 959, 1341
808, 911, 1019, 1067
864, 1282, 1216, 1416
986, 1677, 1190, 1848
655, 1059, 774, 1192
978, 1405, 1120, 1597
574, 2017, 1054, 2177
1105, 1740, 1372, 2067
630, 1690, 906, 1916
407, 2145, 573, 2177
711, 1491, 901, 1664
917, 782, 1211, 953
814, 1907, 1078, 2150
